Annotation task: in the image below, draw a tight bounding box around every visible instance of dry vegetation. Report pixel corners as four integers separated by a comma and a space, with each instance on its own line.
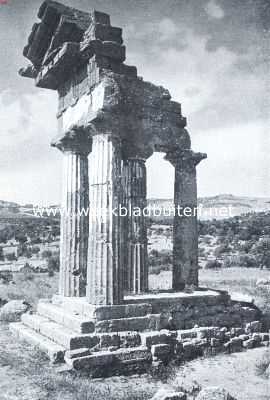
1, 218, 270, 399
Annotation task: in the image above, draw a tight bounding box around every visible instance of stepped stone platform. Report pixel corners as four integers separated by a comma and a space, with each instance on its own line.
10, 289, 262, 375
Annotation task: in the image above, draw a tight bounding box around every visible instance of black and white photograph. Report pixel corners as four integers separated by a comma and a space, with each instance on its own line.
0, 0, 269, 399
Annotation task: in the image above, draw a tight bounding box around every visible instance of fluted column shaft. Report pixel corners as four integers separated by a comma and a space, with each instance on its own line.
59, 151, 89, 296
166, 150, 206, 290
123, 158, 148, 293
87, 134, 124, 305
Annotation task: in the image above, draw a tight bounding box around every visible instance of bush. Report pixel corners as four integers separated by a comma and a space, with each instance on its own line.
255, 350, 270, 377
223, 254, 257, 269
32, 246, 40, 255
204, 259, 222, 269
47, 256, 60, 274
41, 250, 53, 259
251, 238, 270, 268
21, 264, 35, 281
148, 249, 172, 267
6, 252, 17, 261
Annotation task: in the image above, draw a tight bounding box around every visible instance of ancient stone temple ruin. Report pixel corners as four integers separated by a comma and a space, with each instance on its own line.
10, 1, 262, 374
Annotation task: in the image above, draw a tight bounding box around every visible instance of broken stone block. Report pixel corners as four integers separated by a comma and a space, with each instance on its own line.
66, 351, 113, 369
182, 341, 196, 360
245, 321, 262, 334
230, 327, 244, 337
242, 338, 255, 349
174, 340, 184, 356
210, 338, 221, 347
65, 347, 91, 359
224, 337, 243, 353
151, 344, 172, 361
119, 332, 141, 348
192, 338, 207, 356
177, 329, 197, 341
238, 334, 249, 342
141, 330, 174, 348
151, 388, 187, 400
83, 23, 123, 44
260, 333, 269, 342
99, 333, 120, 348
112, 346, 151, 362
0, 300, 30, 322
224, 332, 232, 341
252, 333, 262, 346
230, 337, 243, 352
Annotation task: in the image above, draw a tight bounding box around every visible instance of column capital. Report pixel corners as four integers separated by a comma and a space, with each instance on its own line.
51, 126, 92, 155
165, 149, 207, 169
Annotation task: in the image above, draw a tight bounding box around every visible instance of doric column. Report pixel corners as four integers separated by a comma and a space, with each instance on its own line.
52, 129, 92, 297
87, 133, 124, 305
166, 149, 206, 290
122, 157, 148, 294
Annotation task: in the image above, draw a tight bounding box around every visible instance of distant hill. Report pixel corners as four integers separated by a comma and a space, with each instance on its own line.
0, 201, 56, 220
0, 195, 269, 220
148, 194, 270, 220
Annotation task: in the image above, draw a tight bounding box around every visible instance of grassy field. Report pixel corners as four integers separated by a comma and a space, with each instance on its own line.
0, 272, 58, 308
149, 267, 270, 314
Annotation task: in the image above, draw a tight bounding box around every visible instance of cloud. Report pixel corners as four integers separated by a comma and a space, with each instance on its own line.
0, 89, 57, 163
0, 89, 62, 204
205, 0, 225, 19
124, 18, 188, 52
126, 28, 237, 118
192, 120, 270, 197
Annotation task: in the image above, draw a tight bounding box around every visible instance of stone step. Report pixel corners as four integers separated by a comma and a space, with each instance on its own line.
37, 301, 95, 334
95, 314, 162, 333
65, 346, 151, 371
21, 313, 99, 350
52, 295, 152, 321
21, 313, 143, 350
9, 322, 65, 364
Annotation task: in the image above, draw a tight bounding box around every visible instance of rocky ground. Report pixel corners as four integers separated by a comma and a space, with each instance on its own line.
0, 321, 269, 400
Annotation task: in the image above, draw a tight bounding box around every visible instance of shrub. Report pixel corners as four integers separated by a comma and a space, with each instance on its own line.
41, 250, 53, 259
255, 350, 270, 377
21, 264, 35, 281
204, 259, 222, 269
6, 252, 17, 261
32, 246, 40, 255
47, 256, 59, 275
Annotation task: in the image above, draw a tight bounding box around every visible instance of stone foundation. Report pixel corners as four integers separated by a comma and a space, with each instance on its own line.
10, 290, 265, 375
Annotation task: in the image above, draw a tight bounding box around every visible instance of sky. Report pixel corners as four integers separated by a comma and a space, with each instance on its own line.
0, 0, 269, 205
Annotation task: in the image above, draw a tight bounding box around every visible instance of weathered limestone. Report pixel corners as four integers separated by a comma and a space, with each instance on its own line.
52, 128, 91, 297
10, 290, 265, 371
166, 150, 207, 290
10, 322, 65, 364
87, 133, 124, 305
122, 156, 148, 293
